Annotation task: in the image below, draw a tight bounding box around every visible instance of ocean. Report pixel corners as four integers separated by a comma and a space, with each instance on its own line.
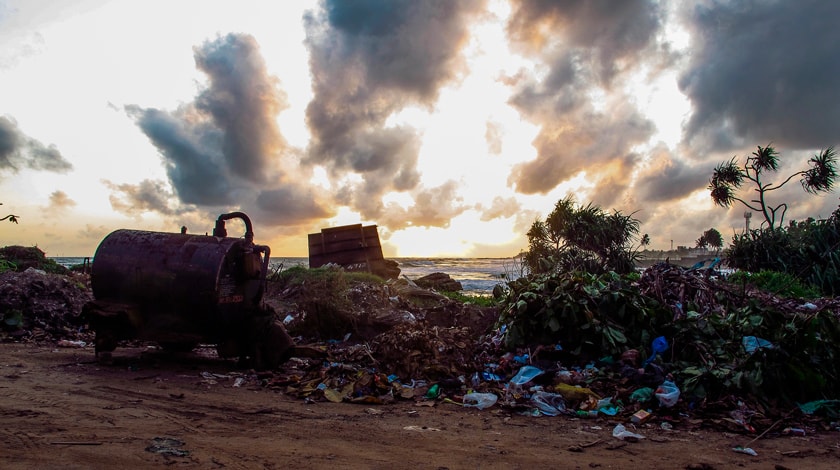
49, 256, 525, 295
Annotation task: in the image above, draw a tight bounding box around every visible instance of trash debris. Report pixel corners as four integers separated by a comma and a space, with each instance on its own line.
612, 424, 644, 441
145, 437, 189, 457
732, 446, 757, 456
631, 409, 651, 424
655, 380, 680, 408
530, 391, 566, 416
509, 365, 543, 386
741, 336, 774, 354
57, 340, 86, 348
643, 336, 669, 366
463, 392, 498, 410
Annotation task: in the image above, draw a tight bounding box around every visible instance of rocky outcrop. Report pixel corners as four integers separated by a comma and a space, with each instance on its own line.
413, 272, 463, 292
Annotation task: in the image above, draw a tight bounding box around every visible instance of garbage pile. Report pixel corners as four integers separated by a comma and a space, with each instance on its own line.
2, 255, 840, 435
261, 262, 840, 434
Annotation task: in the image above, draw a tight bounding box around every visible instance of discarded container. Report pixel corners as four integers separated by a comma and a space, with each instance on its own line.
83, 212, 294, 369
655, 380, 680, 407
425, 384, 440, 399
631, 409, 651, 424
463, 392, 498, 410
643, 336, 669, 366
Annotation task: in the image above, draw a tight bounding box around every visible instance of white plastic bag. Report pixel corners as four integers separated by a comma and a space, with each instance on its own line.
612, 424, 645, 441
463, 392, 498, 410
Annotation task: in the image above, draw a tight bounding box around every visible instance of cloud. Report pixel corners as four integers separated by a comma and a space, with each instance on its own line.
378, 181, 469, 231
0, 115, 73, 176
678, 0, 840, 152
125, 33, 333, 227
504, 0, 664, 196
45, 190, 76, 213
633, 146, 712, 203
479, 196, 521, 221
303, 0, 486, 226
103, 179, 180, 217
484, 120, 503, 155
507, 0, 664, 86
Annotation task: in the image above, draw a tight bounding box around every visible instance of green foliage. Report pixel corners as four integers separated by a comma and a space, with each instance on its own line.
495, 270, 670, 358
0, 259, 16, 273
523, 196, 642, 275
726, 270, 820, 299
726, 206, 840, 295
494, 267, 840, 405
696, 228, 723, 251
709, 144, 837, 229
440, 290, 498, 307
0, 245, 67, 274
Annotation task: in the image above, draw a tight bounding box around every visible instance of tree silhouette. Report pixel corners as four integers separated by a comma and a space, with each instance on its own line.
1, 203, 19, 224
695, 228, 723, 252
709, 144, 837, 229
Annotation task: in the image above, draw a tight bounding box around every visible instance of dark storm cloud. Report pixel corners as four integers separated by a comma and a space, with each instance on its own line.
303, 0, 486, 227
125, 33, 333, 226
679, 0, 840, 152
126, 106, 232, 206
193, 33, 287, 184
507, 0, 664, 86
0, 115, 72, 176
504, 0, 664, 195
255, 187, 333, 225
634, 148, 712, 203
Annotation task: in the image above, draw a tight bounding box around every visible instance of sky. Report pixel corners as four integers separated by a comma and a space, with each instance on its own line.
1, 0, 839, 258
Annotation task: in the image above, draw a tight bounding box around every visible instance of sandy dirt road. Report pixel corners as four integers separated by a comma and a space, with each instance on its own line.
1, 343, 837, 470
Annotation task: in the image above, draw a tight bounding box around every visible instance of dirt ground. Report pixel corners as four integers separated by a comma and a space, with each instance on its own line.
1, 343, 837, 470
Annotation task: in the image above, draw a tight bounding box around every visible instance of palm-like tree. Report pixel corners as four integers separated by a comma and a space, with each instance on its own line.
709, 145, 837, 230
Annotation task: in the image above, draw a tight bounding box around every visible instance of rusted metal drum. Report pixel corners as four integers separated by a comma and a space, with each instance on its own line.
89, 229, 267, 343
92, 229, 264, 313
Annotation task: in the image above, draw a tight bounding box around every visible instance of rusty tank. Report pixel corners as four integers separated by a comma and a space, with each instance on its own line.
83, 212, 293, 369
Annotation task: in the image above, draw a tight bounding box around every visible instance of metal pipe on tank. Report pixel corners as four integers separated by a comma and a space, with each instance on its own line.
213, 212, 254, 244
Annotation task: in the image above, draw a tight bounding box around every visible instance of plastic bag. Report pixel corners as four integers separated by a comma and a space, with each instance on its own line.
612, 424, 645, 441
655, 380, 680, 407
509, 365, 544, 385
530, 391, 566, 416
463, 392, 498, 410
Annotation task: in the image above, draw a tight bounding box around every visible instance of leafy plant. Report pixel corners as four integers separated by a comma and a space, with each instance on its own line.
726, 270, 820, 298
726, 205, 840, 295
522, 196, 643, 275
495, 270, 670, 359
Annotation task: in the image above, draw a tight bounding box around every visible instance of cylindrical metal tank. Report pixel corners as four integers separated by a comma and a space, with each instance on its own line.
84, 213, 294, 369
90, 229, 265, 340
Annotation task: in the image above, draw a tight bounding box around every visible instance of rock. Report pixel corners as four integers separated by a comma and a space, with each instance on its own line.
413, 272, 463, 292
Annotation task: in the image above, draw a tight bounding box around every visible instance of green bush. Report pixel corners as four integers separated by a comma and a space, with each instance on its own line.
726, 207, 840, 295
